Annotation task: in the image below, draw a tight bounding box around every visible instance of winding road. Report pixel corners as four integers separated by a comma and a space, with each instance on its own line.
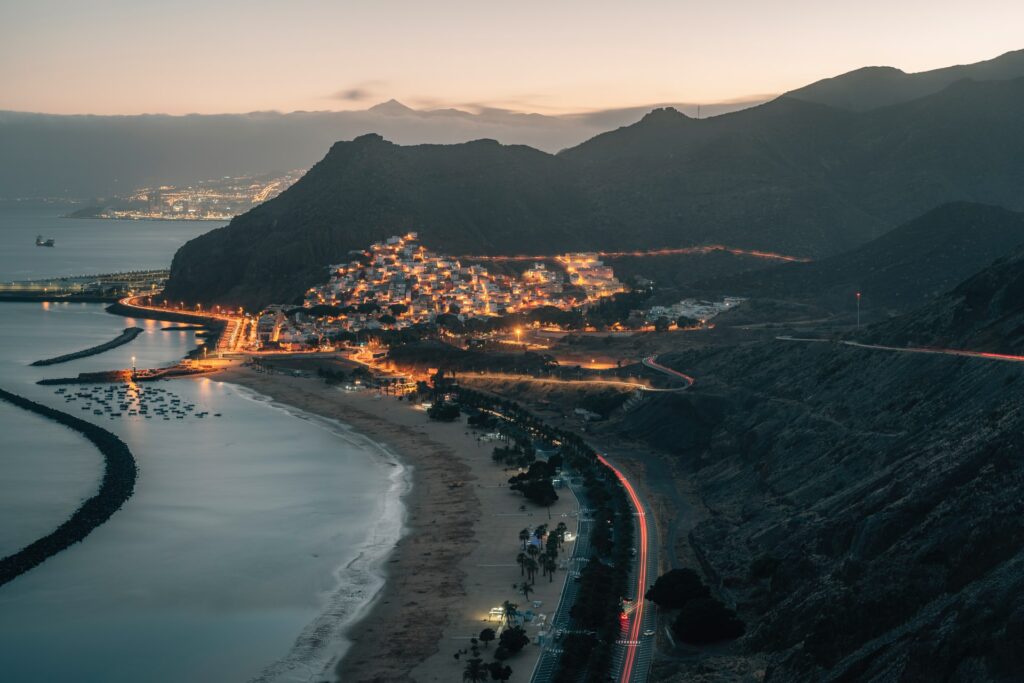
642, 355, 695, 387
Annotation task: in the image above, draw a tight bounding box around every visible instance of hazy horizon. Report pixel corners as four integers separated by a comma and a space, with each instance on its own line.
2, 0, 1022, 116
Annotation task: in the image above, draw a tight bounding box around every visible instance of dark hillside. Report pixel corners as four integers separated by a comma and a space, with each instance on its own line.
692, 203, 1024, 313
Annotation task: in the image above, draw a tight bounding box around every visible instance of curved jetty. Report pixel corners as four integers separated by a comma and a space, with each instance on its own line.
0, 388, 138, 587
31, 327, 144, 366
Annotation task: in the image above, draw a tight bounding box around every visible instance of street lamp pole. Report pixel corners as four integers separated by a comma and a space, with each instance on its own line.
856, 292, 861, 328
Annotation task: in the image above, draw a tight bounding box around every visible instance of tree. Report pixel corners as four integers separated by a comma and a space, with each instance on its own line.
519, 581, 535, 602
479, 628, 496, 649
672, 597, 746, 644
487, 662, 512, 681
463, 657, 489, 682
523, 557, 539, 583
516, 552, 527, 576
645, 568, 710, 609
502, 600, 519, 627
427, 401, 460, 422
519, 528, 531, 549
654, 315, 670, 332
495, 626, 530, 659
544, 556, 558, 582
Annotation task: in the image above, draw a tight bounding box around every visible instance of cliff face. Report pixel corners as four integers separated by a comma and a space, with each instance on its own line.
164, 78, 1024, 309
625, 339, 1024, 682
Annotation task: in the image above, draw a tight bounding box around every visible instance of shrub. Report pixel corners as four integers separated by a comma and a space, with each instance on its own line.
427, 401, 460, 422
672, 597, 746, 644
644, 568, 710, 609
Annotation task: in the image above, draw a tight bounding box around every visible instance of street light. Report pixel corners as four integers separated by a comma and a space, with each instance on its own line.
131, 355, 136, 379
515, 327, 522, 345
856, 291, 861, 328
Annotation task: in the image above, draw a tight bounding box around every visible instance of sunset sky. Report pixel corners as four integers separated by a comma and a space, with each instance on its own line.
1, 0, 1022, 116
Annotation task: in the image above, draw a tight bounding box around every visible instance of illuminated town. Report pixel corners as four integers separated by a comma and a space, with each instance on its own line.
287, 233, 623, 333
77, 170, 306, 221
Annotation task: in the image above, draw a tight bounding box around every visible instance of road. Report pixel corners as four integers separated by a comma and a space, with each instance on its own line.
642, 355, 695, 387
119, 296, 247, 353
465, 371, 688, 393
596, 454, 657, 683
777, 336, 1024, 364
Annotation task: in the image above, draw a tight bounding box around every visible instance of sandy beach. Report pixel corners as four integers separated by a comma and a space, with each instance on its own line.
219, 365, 579, 683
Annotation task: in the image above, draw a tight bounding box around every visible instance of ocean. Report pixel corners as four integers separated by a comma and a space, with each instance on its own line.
0, 205, 403, 682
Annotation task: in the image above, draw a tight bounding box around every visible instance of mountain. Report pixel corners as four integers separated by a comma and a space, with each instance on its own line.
614, 260, 1024, 679
865, 243, 1024, 354
692, 203, 1024, 312
0, 98, 763, 199
164, 74, 1024, 309
786, 48, 1024, 111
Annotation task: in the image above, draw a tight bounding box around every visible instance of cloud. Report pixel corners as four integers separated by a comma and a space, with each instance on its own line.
328, 80, 386, 102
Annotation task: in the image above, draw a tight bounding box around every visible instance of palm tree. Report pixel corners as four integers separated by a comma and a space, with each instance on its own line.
502, 600, 519, 627
523, 557, 539, 584
518, 528, 530, 549
519, 581, 534, 603
516, 552, 527, 576
544, 556, 558, 582
526, 544, 540, 562
463, 657, 489, 683
556, 522, 568, 548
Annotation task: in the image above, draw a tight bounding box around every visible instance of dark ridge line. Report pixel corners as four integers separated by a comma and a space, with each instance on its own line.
0, 388, 138, 588
30, 327, 144, 366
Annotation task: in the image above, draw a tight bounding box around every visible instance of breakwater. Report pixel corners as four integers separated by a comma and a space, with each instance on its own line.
31, 327, 144, 366
0, 388, 137, 587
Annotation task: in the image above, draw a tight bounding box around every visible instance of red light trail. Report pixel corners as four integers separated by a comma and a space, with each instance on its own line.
460, 245, 811, 264
595, 453, 649, 683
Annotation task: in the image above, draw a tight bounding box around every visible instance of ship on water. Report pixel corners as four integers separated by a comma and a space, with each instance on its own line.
35, 235, 55, 247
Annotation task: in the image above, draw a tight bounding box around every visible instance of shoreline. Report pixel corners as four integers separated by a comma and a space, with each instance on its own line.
219, 365, 580, 683
219, 367, 483, 682
227, 383, 413, 683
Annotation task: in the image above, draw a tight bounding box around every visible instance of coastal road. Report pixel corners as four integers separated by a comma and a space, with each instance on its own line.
119, 296, 246, 353
596, 453, 657, 683
777, 336, 1024, 364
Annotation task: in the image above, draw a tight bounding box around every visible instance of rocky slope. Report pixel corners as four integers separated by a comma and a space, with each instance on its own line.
607, 243, 1024, 680
865, 244, 1024, 354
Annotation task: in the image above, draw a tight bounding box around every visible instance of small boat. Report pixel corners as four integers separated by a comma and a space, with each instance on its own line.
35, 235, 55, 247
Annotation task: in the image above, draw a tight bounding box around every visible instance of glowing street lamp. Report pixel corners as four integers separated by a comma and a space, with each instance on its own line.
856, 291, 861, 328
515, 327, 522, 345
131, 355, 136, 379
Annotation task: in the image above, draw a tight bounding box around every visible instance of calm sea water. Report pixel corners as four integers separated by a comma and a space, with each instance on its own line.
0, 202, 216, 281
0, 207, 404, 682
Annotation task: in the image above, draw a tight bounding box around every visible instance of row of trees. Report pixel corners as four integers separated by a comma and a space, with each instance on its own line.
457, 388, 636, 683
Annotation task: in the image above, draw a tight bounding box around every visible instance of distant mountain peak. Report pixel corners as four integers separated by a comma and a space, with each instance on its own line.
639, 106, 689, 123
367, 99, 416, 115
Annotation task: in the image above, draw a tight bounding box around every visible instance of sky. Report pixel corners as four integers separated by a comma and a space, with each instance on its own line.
1, 0, 1022, 116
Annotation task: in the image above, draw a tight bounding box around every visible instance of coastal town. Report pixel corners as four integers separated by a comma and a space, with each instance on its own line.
68, 170, 306, 221
252, 233, 741, 350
